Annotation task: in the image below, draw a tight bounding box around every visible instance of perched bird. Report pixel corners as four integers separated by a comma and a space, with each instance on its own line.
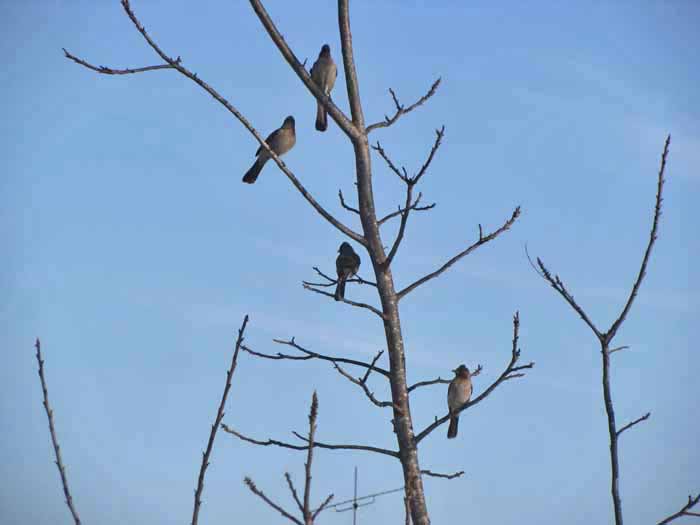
310, 44, 337, 132
335, 242, 361, 301
447, 364, 473, 439
242, 116, 296, 184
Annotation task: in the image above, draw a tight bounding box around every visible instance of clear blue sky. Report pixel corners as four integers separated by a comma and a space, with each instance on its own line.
2, 1, 698, 524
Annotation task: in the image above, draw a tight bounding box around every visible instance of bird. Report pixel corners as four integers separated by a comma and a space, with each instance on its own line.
335, 242, 361, 301
242, 116, 296, 184
447, 364, 473, 439
310, 44, 337, 132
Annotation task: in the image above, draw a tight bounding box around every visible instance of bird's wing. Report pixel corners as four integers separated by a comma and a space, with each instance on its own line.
255, 128, 280, 157
447, 380, 457, 411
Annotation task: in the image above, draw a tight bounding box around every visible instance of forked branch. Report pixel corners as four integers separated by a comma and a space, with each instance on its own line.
366, 78, 442, 133
35, 339, 82, 525
64, 0, 366, 247
657, 494, 700, 525
414, 313, 533, 444
302, 283, 385, 319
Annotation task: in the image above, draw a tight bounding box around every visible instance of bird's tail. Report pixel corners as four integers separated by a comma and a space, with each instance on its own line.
242, 157, 265, 184
315, 102, 328, 132
447, 415, 459, 439
335, 275, 346, 301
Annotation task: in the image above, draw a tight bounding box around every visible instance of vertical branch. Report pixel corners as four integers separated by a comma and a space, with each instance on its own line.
302, 392, 319, 524
337, 0, 365, 128
601, 341, 623, 525
192, 315, 249, 525
35, 339, 82, 525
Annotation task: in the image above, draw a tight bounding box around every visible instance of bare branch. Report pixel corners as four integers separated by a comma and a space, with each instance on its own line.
378, 193, 436, 226
332, 362, 395, 409
223, 425, 399, 458
338, 190, 360, 215
609, 346, 630, 354
242, 338, 391, 378
536, 257, 603, 340
312, 493, 335, 520
383, 182, 414, 268
398, 207, 521, 300
657, 494, 700, 525
35, 339, 82, 525
66, 1, 366, 247
62, 47, 177, 75
247, 0, 358, 139
373, 142, 409, 182
366, 78, 441, 133
360, 350, 384, 384
420, 469, 465, 480
413, 127, 445, 185
244, 477, 303, 525
414, 312, 533, 444
606, 135, 670, 343
616, 412, 651, 437
303, 283, 386, 319
338, 0, 366, 128
192, 315, 248, 525
285, 473, 304, 515
302, 266, 376, 288
408, 365, 482, 393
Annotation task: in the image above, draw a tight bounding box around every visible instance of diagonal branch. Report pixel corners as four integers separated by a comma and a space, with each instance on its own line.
248, 0, 359, 139
244, 477, 303, 525
285, 473, 304, 515
413, 126, 445, 186
242, 338, 391, 378
383, 182, 414, 268
332, 362, 396, 409
420, 469, 465, 480
63, 47, 178, 75
414, 312, 533, 444
337, 0, 366, 128
657, 493, 700, 525
398, 207, 521, 300
606, 135, 670, 343
192, 315, 249, 525
366, 78, 441, 133
67, 0, 366, 247
536, 257, 603, 340
616, 412, 651, 437
223, 425, 399, 458
35, 339, 82, 525
303, 283, 386, 319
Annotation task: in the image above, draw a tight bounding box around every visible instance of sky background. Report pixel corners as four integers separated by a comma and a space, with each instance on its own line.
2, 1, 698, 524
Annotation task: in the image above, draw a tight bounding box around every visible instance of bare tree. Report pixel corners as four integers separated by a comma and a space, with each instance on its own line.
243, 392, 334, 525
535, 137, 698, 525
62, 2, 533, 523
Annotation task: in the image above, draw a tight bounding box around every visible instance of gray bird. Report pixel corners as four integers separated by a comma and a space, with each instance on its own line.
310, 44, 337, 132
335, 242, 360, 301
242, 116, 296, 184
447, 365, 473, 439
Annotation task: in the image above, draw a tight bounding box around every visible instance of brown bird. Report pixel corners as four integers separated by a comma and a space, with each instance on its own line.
242, 116, 296, 184
335, 242, 361, 301
447, 364, 473, 439
310, 44, 337, 132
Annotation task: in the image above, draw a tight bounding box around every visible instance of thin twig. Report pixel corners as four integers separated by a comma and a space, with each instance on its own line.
616, 412, 651, 437
302, 266, 376, 288
35, 339, 82, 525
378, 194, 436, 226
657, 494, 700, 524
242, 338, 391, 378
414, 313, 533, 444
338, 189, 360, 215
398, 207, 521, 300
408, 365, 482, 393
63, 47, 177, 75
360, 351, 384, 384
606, 135, 670, 343
244, 477, 303, 525
192, 315, 249, 525
223, 425, 399, 458
420, 469, 465, 480
303, 283, 385, 319
332, 362, 396, 409
285, 473, 304, 514
366, 78, 442, 133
